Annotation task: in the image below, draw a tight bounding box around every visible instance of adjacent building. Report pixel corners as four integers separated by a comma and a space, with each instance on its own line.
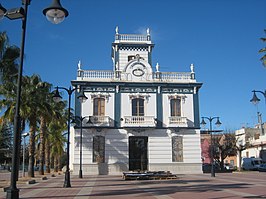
236, 124, 266, 169
70, 28, 203, 175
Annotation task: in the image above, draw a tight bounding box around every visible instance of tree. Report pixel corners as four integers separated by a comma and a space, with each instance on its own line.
45, 100, 68, 173
259, 29, 266, 67
0, 31, 19, 83
0, 118, 12, 164
212, 132, 237, 170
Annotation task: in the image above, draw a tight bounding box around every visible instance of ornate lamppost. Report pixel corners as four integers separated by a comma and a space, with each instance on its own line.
0, 1, 68, 198
200, 116, 222, 177
52, 86, 87, 187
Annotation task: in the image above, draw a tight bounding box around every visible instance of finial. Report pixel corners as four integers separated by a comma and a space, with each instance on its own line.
115, 26, 119, 34
156, 62, 160, 72
190, 63, 194, 73
147, 28, 150, 35
78, 60, 82, 70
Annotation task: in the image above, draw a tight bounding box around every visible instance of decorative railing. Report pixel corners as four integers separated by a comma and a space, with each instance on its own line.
80, 70, 114, 79
77, 70, 195, 82
168, 116, 188, 127
159, 72, 192, 81
122, 116, 156, 127
116, 34, 149, 41
86, 116, 114, 127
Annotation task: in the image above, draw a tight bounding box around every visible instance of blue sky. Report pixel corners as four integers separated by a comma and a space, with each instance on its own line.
1, 0, 266, 131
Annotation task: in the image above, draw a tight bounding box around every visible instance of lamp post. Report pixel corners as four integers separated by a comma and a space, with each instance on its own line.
22, 132, 29, 178
250, 90, 266, 135
72, 116, 88, 178
1, 1, 68, 199
200, 116, 222, 177
52, 86, 87, 187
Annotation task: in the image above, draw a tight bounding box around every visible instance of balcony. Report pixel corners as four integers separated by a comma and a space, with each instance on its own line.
168, 116, 188, 127
85, 116, 114, 127
122, 116, 156, 128
76, 70, 195, 83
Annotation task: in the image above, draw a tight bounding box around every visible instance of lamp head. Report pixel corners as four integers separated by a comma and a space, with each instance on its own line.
215, 118, 222, 127
52, 87, 62, 102
200, 118, 206, 127
43, 0, 69, 24
250, 91, 260, 105
77, 90, 88, 104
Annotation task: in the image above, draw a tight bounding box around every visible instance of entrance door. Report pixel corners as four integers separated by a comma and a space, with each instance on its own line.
129, 136, 148, 171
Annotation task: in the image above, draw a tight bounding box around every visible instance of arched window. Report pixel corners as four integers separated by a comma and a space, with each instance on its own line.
132, 98, 144, 116
170, 98, 181, 117
93, 98, 105, 116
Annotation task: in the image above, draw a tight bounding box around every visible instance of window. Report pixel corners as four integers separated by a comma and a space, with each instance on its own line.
93, 136, 105, 163
132, 98, 144, 116
170, 98, 181, 116
93, 98, 105, 116
128, 55, 136, 61
172, 136, 183, 162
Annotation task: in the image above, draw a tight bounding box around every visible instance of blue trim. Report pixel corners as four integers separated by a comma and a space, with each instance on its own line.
115, 89, 121, 128
75, 90, 81, 117
156, 87, 163, 128
193, 91, 200, 128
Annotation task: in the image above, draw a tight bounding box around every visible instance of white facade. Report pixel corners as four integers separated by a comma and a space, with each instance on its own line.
235, 126, 266, 168
70, 28, 203, 175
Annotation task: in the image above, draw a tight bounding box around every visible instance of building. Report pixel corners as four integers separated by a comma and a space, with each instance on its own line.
235, 125, 266, 169
70, 28, 203, 175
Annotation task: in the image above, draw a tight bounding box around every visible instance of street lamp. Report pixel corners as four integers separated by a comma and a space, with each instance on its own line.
71, 115, 88, 178
250, 90, 266, 105
200, 116, 222, 177
1, 1, 68, 199
52, 86, 87, 187
22, 133, 29, 178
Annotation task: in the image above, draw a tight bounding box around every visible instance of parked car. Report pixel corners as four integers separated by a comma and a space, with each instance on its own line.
242, 157, 262, 171
258, 163, 266, 172
224, 163, 235, 171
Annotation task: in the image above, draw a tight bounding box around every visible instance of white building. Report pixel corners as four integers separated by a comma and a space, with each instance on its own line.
236, 125, 266, 168
70, 28, 203, 175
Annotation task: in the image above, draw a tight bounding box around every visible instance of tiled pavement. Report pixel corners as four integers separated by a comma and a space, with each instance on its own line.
0, 172, 266, 199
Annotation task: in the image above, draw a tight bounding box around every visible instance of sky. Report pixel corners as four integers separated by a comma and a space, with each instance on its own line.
1, 0, 266, 131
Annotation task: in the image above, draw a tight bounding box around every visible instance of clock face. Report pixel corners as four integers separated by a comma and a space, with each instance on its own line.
132, 63, 146, 77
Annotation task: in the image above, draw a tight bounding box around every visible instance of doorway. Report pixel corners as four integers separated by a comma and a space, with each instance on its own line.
129, 136, 148, 171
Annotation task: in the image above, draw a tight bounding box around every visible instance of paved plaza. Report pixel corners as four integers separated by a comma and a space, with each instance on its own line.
0, 171, 266, 199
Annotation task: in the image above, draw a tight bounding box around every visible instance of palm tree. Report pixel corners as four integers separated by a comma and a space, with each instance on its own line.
0, 31, 20, 83
21, 74, 46, 177
49, 118, 67, 172
259, 29, 266, 67
36, 82, 53, 175
45, 98, 68, 173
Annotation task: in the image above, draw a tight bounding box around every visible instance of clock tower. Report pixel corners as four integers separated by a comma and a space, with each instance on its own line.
111, 27, 154, 81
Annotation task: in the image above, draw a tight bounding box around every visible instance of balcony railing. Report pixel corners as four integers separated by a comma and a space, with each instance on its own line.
168, 116, 188, 127
77, 70, 195, 83
116, 34, 150, 42
122, 116, 156, 127
85, 116, 114, 127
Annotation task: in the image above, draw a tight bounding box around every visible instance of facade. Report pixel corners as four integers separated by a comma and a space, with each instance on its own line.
70, 28, 203, 175
235, 125, 266, 168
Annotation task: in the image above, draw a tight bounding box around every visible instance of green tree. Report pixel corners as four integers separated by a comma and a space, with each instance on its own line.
259, 29, 266, 67
212, 132, 237, 170
0, 118, 12, 164
0, 31, 19, 83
